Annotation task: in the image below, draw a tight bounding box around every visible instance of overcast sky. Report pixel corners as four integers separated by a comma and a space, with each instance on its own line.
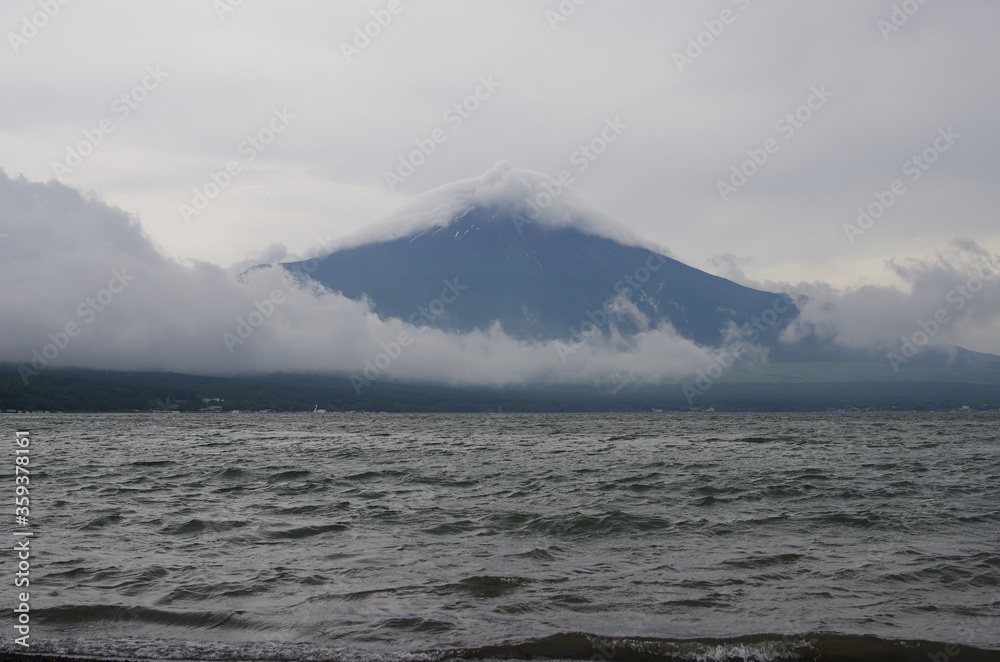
2, 1, 1000, 381
3, 0, 996, 285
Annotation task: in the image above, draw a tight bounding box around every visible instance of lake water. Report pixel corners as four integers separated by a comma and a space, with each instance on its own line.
2, 413, 999, 661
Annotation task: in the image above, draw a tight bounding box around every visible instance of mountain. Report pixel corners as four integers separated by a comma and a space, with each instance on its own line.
281, 164, 796, 347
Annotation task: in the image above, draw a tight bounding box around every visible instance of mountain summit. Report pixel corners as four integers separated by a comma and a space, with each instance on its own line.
282, 163, 797, 346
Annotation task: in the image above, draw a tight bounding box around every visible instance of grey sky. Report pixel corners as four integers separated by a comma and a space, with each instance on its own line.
2, 1, 996, 284
2, 1, 999, 379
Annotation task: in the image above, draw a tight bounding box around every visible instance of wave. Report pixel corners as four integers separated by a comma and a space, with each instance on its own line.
484, 511, 674, 538
4, 632, 999, 662
29, 604, 255, 629
463, 632, 815, 661
157, 518, 250, 535
456, 632, 1000, 661
265, 523, 349, 539
267, 469, 312, 482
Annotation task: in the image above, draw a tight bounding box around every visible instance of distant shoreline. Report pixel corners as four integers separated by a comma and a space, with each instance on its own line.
2, 365, 999, 415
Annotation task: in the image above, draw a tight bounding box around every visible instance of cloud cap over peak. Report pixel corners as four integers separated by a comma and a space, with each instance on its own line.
326, 160, 661, 256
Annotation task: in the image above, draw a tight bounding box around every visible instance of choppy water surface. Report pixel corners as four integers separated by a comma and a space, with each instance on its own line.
3, 413, 999, 661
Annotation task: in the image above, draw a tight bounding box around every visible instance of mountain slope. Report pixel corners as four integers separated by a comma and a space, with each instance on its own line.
282, 202, 796, 346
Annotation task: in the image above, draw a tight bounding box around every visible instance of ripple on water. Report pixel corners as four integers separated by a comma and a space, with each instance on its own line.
18, 412, 1000, 654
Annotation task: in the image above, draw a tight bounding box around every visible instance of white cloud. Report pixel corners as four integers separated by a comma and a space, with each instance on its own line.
718, 240, 1000, 356
3, 0, 999, 378
4, 167, 999, 390
1, 1, 996, 287
325, 161, 662, 256
0, 170, 712, 385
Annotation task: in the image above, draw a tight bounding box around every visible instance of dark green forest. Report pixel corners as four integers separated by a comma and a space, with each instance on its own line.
1, 365, 998, 413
